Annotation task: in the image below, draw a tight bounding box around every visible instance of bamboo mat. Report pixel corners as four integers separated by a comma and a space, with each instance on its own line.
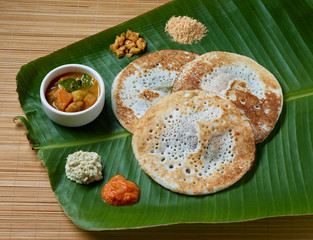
1, 0, 313, 239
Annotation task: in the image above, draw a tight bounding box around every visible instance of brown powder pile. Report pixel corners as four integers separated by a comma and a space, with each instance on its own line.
165, 16, 208, 44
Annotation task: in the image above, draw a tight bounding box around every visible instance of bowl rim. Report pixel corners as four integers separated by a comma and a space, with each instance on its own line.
40, 64, 105, 116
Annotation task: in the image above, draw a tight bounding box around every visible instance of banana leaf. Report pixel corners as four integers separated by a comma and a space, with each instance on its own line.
16, 0, 313, 230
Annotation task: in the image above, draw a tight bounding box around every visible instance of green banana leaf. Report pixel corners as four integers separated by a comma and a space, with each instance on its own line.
16, 0, 313, 230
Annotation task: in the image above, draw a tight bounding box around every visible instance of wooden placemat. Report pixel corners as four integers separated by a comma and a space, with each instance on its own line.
1, 0, 313, 239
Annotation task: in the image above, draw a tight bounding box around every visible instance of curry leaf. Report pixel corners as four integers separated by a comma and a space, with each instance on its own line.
81, 73, 92, 88
16, 0, 313, 230
59, 78, 81, 92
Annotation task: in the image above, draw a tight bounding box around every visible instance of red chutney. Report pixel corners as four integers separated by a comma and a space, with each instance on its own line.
101, 175, 140, 206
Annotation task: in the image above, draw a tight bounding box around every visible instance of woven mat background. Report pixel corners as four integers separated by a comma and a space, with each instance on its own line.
1, 0, 313, 239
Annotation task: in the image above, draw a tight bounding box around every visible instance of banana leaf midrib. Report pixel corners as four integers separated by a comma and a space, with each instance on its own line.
33, 130, 131, 149
284, 87, 313, 102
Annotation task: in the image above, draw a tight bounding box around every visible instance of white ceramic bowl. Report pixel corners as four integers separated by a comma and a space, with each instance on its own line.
40, 64, 105, 127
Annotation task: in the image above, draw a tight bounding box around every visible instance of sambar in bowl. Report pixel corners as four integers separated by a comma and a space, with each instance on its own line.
40, 64, 105, 127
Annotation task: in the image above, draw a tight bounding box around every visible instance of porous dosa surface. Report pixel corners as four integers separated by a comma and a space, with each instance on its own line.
132, 90, 255, 195
111, 50, 199, 133
172, 51, 283, 143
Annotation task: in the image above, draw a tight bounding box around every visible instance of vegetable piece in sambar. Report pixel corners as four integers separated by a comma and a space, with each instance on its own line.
45, 72, 100, 112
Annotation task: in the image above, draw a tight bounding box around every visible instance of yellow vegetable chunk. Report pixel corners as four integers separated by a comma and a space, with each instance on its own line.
72, 90, 86, 102
65, 101, 84, 112
84, 93, 98, 109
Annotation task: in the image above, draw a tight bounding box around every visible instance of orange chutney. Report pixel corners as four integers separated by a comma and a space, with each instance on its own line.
101, 175, 140, 206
